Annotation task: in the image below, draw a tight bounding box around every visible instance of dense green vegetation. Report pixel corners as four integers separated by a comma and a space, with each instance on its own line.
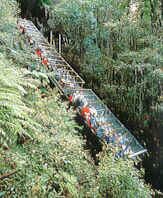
42, 1, 162, 190
0, 0, 162, 197
47, 0, 162, 126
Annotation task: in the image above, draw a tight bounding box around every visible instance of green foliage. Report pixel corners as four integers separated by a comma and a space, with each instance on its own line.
0, 54, 38, 147
0, 0, 43, 147
97, 150, 152, 197
47, 0, 162, 125
40, 0, 52, 5
0, 90, 153, 197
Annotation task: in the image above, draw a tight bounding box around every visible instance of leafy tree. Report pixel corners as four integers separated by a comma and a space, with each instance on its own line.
47, 0, 162, 125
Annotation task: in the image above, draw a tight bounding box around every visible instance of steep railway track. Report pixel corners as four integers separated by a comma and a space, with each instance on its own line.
17, 18, 147, 158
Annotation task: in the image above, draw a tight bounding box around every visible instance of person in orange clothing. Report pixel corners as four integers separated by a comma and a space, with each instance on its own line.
81, 106, 90, 118
81, 106, 92, 128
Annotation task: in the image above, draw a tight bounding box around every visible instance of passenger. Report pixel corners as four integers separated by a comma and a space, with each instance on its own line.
105, 134, 118, 144
68, 91, 92, 127
71, 92, 88, 108
68, 91, 91, 125
41, 48, 49, 57
35, 49, 42, 58
41, 57, 48, 66
19, 25, 25, 34
60, 78, 68, 87
89, 106, 98, 131
97, 125, 115, 143
67, 94, 74, 111
105, 135, 111, 144
89, 106, 97, 117
28, 37, 35, 46
96, 127, 104, 138
69, 95, 73, 104
81, 106, 92, 128
81, 106, 90, 118
89, 114, 98, 131
96, 126, 109, 140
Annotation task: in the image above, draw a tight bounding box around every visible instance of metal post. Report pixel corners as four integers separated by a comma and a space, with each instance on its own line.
59, 34, 61, 54
50, 31, 53, 45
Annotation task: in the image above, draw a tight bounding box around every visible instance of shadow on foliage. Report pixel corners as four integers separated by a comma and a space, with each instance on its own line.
74, 114, 103, 165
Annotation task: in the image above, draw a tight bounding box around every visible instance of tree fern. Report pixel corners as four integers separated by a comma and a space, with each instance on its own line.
0, 0, 44, 147
0, 52, 42, 147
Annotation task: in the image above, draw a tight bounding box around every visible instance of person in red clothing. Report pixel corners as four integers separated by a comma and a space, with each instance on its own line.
66, 95, 73, 111
35, 49, 42, 57
42, 57, 48, 65
41, 56, 50, 70
68, 92, 95, 129
69, 95, 73, 104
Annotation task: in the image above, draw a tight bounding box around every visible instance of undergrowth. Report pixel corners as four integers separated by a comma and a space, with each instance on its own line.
0, 88, 153, 197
